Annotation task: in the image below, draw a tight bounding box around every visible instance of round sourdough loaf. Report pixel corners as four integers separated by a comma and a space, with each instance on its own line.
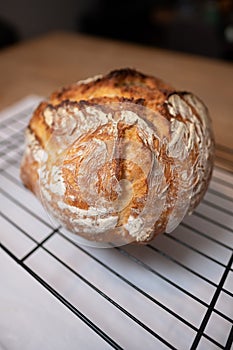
20, 68, 214, 245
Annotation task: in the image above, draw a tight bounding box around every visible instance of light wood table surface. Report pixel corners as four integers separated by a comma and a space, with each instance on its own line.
0, 31, 232, 171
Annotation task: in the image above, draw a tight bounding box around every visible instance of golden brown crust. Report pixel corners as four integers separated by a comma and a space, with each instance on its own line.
50, 68, 173, 106
27, 68, 175, 151
20, 68, 214, 245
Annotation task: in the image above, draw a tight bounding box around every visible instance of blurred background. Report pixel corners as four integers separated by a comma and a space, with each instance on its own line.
0, 0, 233, 60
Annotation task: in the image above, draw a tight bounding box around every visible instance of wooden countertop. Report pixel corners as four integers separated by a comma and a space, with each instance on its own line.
0, 31, 232, 171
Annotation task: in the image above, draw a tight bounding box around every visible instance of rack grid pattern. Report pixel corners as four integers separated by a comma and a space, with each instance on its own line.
0, 97, 232, 350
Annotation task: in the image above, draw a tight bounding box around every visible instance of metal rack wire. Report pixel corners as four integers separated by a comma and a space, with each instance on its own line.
0, 97, 232, 350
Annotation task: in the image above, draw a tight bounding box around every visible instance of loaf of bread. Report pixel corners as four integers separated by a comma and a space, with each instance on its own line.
20, 68, 214, 245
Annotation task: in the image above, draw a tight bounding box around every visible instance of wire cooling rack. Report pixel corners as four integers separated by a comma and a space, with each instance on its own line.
0, 97, 232, 350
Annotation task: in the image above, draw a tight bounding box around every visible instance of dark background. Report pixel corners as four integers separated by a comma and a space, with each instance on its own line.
0, 0, 233, 61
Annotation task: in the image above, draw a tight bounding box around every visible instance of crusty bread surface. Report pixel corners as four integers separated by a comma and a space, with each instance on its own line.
20, 68, 214, 244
